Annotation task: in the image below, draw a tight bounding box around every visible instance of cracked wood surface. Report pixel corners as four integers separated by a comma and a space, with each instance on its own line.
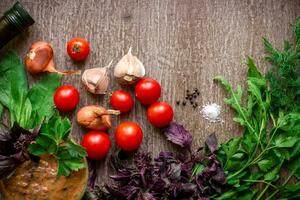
0, 0, 300, 197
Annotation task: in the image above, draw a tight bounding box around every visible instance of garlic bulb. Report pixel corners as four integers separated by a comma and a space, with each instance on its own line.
114, 47, 145, 85
81, 61, 112, 94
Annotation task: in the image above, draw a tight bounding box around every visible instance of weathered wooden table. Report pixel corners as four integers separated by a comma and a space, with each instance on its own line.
0, 0, 300, 195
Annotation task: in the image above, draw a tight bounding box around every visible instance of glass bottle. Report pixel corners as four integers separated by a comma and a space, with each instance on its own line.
0, 1, 34, 49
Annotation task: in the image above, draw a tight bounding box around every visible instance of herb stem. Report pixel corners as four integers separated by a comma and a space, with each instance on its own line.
256, 184, 270, 200
242, 180, 277, 189
250, 146, 276, 165
266, 169, 296, 200
227, 114, 267, 180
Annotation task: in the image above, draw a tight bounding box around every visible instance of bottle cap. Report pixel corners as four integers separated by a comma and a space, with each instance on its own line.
4, 1, 34, 32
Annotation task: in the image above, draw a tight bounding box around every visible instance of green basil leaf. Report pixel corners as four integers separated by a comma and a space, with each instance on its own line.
0, 51, 28, 108
65, 139, 87, 158
28, 144, 48, 156
28, 73, 62, 127
57, 160, 71, 176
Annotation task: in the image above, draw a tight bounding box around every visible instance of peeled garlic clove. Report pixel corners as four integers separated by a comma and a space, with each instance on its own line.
76, 105, 120, 131
114, 47, 145, 85
82, 61, 112, 94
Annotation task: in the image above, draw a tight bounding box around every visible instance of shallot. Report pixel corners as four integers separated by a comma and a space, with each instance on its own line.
76, 105, 120, 131
24, 41, 80, 74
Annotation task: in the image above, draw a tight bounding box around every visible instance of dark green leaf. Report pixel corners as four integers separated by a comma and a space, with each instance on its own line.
285, 182, 300, 192
293, 17, 300, 44
28, 73, 62, 127
246, 57, 261, 78
0, 51, 28, 108
274, 135, 299, 148
27, 144, 48, 156
257, 159, 276, 172
65, 139, 87, 158
264, 160, 283, 181
57, 160, 71, 176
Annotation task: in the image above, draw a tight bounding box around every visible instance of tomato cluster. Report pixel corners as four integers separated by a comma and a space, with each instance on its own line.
53, 39, 174, 160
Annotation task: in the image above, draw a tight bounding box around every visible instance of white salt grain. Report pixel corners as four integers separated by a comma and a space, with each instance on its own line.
201, 103, 221, 123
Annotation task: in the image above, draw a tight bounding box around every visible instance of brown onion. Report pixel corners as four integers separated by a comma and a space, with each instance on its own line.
76, 105, 120, 131
24, 41, 80, 75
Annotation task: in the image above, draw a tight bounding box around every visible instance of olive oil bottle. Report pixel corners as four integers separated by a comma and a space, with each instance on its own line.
0, 1, 34, 49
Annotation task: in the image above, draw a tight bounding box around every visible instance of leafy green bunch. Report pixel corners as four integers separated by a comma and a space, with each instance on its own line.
28, 114, 87, 176
0, 51, 61, 129
0, 51, 86, 177
214, 18, 300, 200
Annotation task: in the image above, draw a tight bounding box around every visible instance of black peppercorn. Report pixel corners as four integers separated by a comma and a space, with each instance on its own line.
182, 101, 186, 106
176, 101, 180, 105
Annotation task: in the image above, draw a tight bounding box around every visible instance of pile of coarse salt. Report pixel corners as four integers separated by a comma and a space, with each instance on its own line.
200, 103, 221, 123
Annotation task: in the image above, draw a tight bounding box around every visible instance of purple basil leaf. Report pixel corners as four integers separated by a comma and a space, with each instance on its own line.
110, 168, 134, 181
0, 123, 42, 180
205, 133, 218, 153
87, 159, 97, 189
177, 183, 197, 198
140, 192, 157, 200
164, 122, 192, 150
151, 177, 166, 193
212, 167, 226, 184
0, 154, 21, 179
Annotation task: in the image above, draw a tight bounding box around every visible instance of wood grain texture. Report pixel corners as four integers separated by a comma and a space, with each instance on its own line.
0, 0, 300, 198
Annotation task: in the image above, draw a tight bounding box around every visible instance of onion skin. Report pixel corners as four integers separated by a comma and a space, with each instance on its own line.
25, 42, 53, 74
76, 105, 120, 131
24, 41, 80, 75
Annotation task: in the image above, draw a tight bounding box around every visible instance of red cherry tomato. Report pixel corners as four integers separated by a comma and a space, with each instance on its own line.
81, 131, 111, 160
115, 122, 143, 151
67, 38, 90, 61
147, 102, 174, 127
135, 78, 161, 105
110, 90, 134, 113
54, 85, 80, 112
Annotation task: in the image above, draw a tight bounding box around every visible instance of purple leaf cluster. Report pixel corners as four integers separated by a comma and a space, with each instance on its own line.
85, 132, 226, 200
0, 123, 40, 179
164, 122, 193, 150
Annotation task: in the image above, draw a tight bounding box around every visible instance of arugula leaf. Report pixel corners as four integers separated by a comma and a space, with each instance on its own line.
28, 114, 87, 176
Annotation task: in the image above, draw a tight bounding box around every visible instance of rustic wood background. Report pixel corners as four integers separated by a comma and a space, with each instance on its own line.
1, 0, 300, 195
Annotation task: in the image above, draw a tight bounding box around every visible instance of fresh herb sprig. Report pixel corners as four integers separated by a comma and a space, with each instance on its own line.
265, 17, 300, 115
28, 114, 87, 176
214, 18, 300, 200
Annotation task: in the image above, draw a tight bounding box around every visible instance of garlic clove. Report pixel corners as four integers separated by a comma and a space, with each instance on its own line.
82, 61, 112, 94
114, 47, 145, 85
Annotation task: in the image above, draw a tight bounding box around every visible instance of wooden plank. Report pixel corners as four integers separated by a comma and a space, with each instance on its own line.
0, 0, 299, 196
